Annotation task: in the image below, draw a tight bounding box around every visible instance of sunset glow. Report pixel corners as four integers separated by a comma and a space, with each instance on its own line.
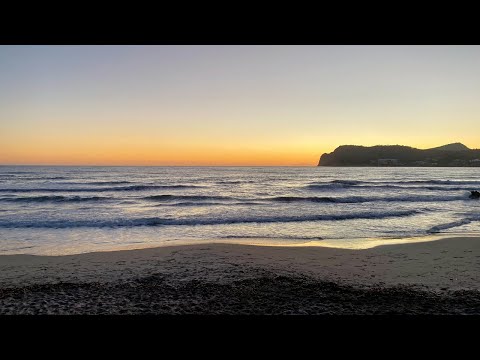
1, 45, 479, 165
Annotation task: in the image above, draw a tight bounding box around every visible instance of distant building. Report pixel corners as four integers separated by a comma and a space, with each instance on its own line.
412, 161, 427, 166
377, 159, 399, 166
470, 159, 480, 166
449, 159, 467, 166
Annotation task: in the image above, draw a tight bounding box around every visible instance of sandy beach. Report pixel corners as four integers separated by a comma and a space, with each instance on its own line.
0, 236, 479, 314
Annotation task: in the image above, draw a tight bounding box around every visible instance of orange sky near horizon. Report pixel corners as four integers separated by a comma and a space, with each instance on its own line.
1, 45, 480, 166
1, 136, 478, 166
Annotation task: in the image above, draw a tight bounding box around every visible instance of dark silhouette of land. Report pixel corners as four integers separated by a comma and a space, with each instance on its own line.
318, 142, 480, 166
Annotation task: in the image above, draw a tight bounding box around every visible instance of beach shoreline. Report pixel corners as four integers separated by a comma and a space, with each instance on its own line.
1, 236, 479, 314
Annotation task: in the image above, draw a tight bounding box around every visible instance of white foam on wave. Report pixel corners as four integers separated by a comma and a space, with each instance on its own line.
0, 209, 420, 229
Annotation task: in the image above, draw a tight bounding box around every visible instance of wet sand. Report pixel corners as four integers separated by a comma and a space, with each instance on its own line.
0, 236, 479, 314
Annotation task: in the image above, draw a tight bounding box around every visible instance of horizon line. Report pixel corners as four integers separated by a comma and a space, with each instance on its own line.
0, 164, 318, 167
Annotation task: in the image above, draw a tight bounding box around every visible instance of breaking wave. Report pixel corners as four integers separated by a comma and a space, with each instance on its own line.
306, 183, 476, 192
269, 194, 469, 203
427, 219, 472, 233
0, 195, 110, 203
144, 195, 230, 201
0, 184, 202, 193
0, 210, 419, 229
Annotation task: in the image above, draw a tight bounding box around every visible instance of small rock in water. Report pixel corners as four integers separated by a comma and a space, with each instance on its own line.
469, 190, 480, 199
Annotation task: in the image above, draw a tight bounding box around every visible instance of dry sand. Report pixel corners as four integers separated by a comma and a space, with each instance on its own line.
0, 236, 479, 314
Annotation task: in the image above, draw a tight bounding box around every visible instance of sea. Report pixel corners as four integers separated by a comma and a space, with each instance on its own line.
0, 166, 479, 255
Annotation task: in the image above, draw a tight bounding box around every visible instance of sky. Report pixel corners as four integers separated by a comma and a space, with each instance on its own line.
1, 45, 479, 166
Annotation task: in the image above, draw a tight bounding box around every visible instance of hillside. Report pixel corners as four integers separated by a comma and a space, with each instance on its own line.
318, 143, 480, 166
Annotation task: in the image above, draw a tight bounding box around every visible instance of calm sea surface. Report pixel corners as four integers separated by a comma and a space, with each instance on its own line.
0, 166, 479, 255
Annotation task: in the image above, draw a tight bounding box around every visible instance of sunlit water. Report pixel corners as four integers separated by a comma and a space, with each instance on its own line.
0, 166, 479, 255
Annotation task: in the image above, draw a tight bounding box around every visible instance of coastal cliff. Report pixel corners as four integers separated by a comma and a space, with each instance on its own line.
318, 143, 480, 166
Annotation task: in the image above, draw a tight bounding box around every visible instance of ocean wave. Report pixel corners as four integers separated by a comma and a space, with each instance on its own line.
112, 184, 204, 191
220, 235, 324, 240
308, 179, 480, 188
160, 201, 231, 207
269, 194, 469, 203
306, 182, 362, 190
153, 193, 469, 205
0, 195, 109, 203
0, 184, 202, 193
44, 180, 133, 186
158, 201, 266, 207
83, 181, 133, 185
306, 183, 476, 192
144, 195, 231, 201
330, 180, 365, 185
270, 196, 338, 203
149, 193, 469, 205
396, 180, 480, 185
339, 179, 480, 185
306, 183, 383, 190
427, 219, 472, 233
0, 210, 419, 229
423, 186, 478, 191
216, 180, 257, 184
427, 213, 480, 233
0, 176, 68, 181
0, 171, 38, 175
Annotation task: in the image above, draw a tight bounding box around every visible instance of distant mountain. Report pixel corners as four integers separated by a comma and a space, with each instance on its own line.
318, 143, 480, 167
429, 142, 470, 152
